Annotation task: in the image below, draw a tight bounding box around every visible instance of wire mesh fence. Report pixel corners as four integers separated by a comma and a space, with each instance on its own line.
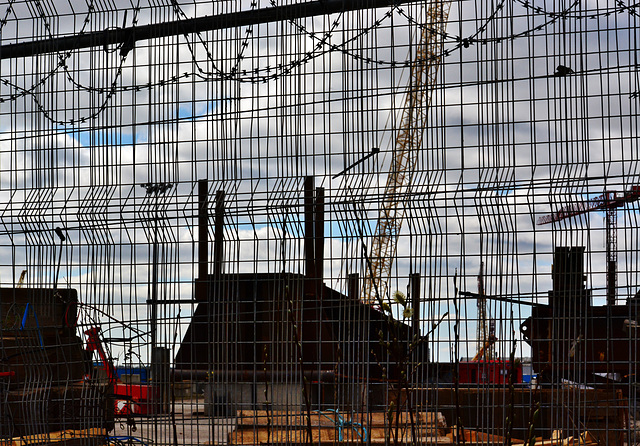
1, 0, 640, 444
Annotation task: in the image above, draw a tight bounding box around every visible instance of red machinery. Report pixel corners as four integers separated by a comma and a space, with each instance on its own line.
84, 327, 161, 416
458, 360, 522, 385
457, 333, 522, 385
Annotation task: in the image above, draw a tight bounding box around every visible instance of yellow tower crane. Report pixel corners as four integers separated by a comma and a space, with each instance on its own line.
362, 1, 451, 307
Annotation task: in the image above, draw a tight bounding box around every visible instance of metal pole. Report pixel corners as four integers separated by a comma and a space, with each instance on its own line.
141, 182, 172, 415
304, 176, 315, 282
198, 179, 209, 280
606, 205, 617, 306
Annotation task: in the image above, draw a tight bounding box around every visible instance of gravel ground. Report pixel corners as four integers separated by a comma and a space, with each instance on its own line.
111, 399, 236, 446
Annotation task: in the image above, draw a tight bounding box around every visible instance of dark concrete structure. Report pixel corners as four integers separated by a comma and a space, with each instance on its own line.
174, 272, 417, 379
174, 178, 425, 411
521, 246, 640, 385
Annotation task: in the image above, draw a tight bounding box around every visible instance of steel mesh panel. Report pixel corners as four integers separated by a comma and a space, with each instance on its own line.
1, 0, 640, 445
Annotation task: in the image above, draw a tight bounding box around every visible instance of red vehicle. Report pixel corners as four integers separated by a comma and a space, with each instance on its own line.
458, 360, 522, 385
85, 327, 162, 416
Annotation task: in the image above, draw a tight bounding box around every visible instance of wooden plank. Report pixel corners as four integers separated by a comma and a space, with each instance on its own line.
232, 410, 449, 445
230, 425, 448, 444
236, 410, 446, 429
237, 410, 336, 427
230, 429, 453, 445
259, 438, 453, 445
448, 427, 525, 445
230, 427, 340, 444
366, 411, 447, 428
231, 426, 370, 443
4, 428, 106, 446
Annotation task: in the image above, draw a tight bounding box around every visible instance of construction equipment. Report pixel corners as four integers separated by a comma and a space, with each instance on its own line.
475, 262, 496, 360
16, 270, 26, 288
457, 359, 522, 385
460, 314, 506, 386
84, 326, 161, 416
362, 0, 451, 306
537, 186, 640, 305
84, 327, 117, 385
460, 321, 520, 386
471, 333, 497, 363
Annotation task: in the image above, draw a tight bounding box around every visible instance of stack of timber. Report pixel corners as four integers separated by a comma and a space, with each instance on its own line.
448, 427, 523, 445
228, 410, 449, 445
564, 388, 628, 446
447, 427, 600, 445
229, 410, 606, 445
414, 386, 628, 446
525, 430, 598, 446
0, 428, 106, 446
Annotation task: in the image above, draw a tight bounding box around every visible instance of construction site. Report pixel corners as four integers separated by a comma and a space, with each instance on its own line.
1, 0, 639, 444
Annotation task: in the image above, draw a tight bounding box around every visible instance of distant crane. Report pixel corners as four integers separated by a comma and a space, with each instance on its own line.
362, 0, 451, 306
476, 262, 495, 360
537, 186, 640, 305
472, 330, 497, 362
17, 270, 27, 288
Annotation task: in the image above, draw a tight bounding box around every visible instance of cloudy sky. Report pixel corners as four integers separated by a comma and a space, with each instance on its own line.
1, 0, 639, 363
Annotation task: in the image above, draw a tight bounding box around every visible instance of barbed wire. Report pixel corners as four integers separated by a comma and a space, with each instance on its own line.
0, 0, 635, 125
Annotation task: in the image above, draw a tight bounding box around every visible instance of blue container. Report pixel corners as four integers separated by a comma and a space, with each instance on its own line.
115, 366, 149, 383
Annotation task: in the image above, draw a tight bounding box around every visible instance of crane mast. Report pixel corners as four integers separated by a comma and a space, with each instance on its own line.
362, 0, 451, 306
476, 262, 494, 359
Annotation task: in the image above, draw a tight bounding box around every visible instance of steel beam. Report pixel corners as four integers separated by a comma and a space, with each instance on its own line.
1, 0, 415, 60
